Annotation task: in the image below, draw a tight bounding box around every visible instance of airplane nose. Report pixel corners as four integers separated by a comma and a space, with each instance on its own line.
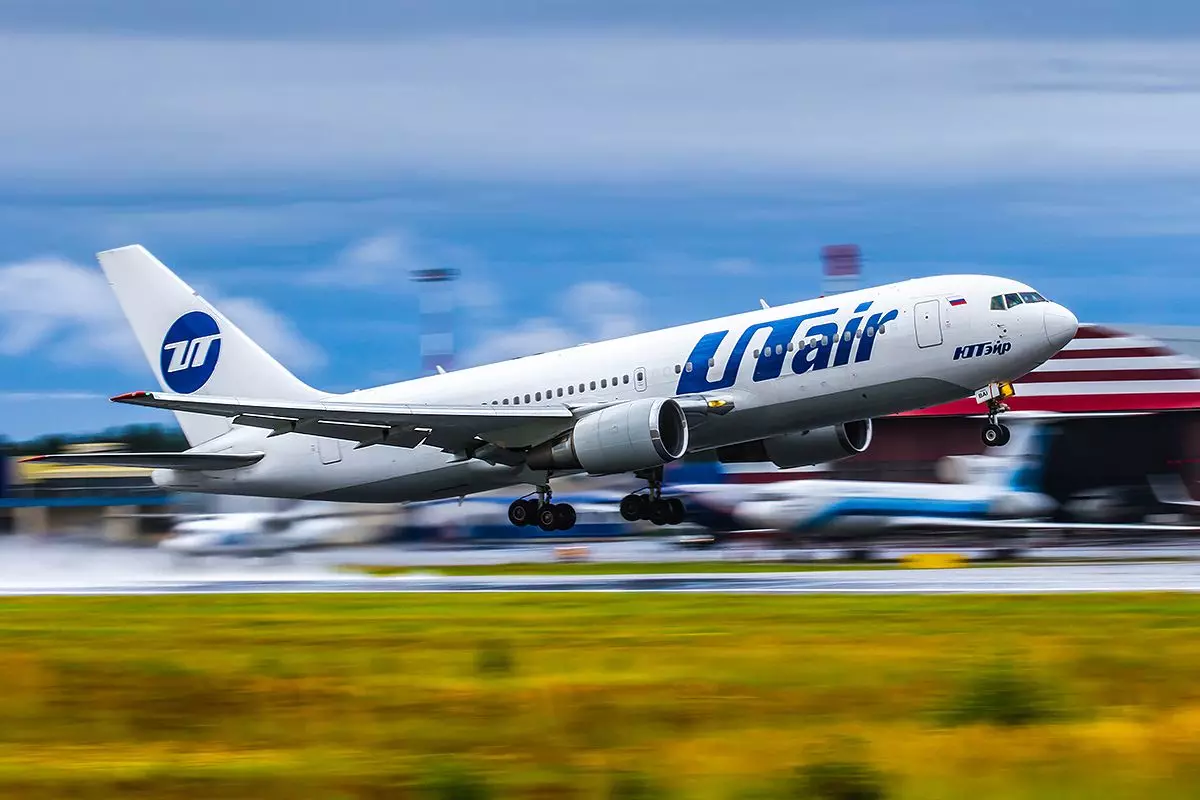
1044, 306, 1079, 350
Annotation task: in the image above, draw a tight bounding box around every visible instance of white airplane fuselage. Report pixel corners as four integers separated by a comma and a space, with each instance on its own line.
153, 274, 1077, 503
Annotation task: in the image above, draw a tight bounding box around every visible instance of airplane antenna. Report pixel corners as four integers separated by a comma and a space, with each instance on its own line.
759, 298, 770, 310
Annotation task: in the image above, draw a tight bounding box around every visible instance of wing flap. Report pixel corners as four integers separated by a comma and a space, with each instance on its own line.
112, 391, 577, 451
23, 452, 265, 471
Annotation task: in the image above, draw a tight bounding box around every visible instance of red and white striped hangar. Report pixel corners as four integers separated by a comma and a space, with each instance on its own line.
834, 324, 1200, 501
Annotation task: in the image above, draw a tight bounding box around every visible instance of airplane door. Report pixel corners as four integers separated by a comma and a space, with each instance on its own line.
914, 300, 943, 348
635, 367, 647, 392
317, 438, 342, 465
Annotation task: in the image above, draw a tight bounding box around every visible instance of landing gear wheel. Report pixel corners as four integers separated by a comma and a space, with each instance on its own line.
537, 504, 559, 532
553, 503, 577, 531
620, 494, 647, 522
982, 422, 1006, 448
665, 497, 686, 525
996, 424, 1011, 447
648, 499, 670, 526
508, 499, 532, 526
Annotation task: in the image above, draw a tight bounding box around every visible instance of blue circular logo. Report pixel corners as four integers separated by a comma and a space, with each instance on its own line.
160, 311, 222, 394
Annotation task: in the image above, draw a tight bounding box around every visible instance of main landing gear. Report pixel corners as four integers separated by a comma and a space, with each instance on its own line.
507, 482, 577, 532
981, 398, 1012, 448
619, 467, 687, 526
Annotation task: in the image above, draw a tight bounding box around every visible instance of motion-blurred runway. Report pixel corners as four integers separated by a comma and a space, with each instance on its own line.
2, 536, 1200, 595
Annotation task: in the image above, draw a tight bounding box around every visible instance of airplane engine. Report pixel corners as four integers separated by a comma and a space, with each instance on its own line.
717, 419, 873, 469
527, 398, 689, 475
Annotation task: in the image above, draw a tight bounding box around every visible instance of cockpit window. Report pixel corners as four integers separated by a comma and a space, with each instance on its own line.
992, 290, 1049, 310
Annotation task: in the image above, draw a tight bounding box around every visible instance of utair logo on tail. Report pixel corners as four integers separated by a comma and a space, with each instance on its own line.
676, 301, 899, 394
160, 311, 222, 393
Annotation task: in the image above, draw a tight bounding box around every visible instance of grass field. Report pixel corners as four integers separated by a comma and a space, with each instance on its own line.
4, 594, 1200, 799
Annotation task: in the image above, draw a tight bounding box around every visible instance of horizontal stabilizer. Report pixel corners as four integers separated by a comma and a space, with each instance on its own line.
23, 452, 265, 471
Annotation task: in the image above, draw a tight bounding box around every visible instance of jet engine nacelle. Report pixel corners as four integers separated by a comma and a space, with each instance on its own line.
527, 398, 690, 475
717, 419, 873, 469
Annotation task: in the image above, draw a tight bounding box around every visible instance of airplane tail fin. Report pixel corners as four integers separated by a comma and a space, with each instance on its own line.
97, 245, 320, 446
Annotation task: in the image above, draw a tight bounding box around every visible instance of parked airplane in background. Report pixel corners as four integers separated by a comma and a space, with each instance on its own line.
30, 246, 1078, 531
686, 422, 1200, 541
160, 502, 396, 558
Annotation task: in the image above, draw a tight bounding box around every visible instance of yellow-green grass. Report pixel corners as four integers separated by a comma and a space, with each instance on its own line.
3, 594, 1200, 798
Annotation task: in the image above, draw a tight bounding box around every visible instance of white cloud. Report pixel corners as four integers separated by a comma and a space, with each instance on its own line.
0, 256, 141, 369
5, 35, 1200, 187
216, 296, 326, 372
712, 257, 757, 276
304, 231, 427, 287
465, 280, 647, 365
0, 255, 324, 376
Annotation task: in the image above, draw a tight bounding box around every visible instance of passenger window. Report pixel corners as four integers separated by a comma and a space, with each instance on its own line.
524, 394, 531, 403
822, 335, 830, 346
579, 383, 585, 392
776, 344, 783, 355
557, 388, 564, 397
685, 363, 693, 372
1004, 293, 1023, 308
623, 375, 629, 385
590, 381, 596, 390
601, 379, 607, 388
675, 364, 682, 374
787, 342, 794, 352
753, 349, 760, 358
708, 358, 715, 368
990, 295, 1005, 311
535, 392, 542, 401
612, 376, 618, 385
568, 385, 574, 395
503, 398, 509, 405
879, 325, 886, 335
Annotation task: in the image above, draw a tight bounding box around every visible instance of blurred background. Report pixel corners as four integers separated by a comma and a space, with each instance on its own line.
3, 0, 1200, 549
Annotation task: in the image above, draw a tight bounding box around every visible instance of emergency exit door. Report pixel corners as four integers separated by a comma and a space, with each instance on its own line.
914, 299, 943, 348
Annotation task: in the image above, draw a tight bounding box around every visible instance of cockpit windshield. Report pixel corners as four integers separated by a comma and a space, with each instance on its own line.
990, 291, 1048, 310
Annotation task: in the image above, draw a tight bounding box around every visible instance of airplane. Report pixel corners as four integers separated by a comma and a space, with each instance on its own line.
160, 501, 397, 558
685, 421, 1200, 541
27, 245, 1079, 532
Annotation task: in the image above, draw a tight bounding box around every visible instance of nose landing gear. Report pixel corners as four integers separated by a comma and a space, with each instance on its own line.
507, 481, 577, 531
619, 467, 687, 526
982, 398, 1012, 448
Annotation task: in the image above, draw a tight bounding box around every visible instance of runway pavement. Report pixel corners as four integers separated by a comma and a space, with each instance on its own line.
4, 536, 1200, 595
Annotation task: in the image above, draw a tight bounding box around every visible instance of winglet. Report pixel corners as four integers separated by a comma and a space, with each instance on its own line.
111, 391, 152, 403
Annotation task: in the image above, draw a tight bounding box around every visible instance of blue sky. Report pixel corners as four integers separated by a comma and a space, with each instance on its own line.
3, 1, 1200, 438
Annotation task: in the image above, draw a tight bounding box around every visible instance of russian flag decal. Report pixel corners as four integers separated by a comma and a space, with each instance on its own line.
948, 296, 967, 307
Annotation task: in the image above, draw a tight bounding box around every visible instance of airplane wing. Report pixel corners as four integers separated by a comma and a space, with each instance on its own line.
23, 452, 265, 470
111, 390, 578, 453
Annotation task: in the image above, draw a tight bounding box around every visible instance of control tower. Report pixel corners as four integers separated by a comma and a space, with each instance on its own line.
410, 267, 460, 374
